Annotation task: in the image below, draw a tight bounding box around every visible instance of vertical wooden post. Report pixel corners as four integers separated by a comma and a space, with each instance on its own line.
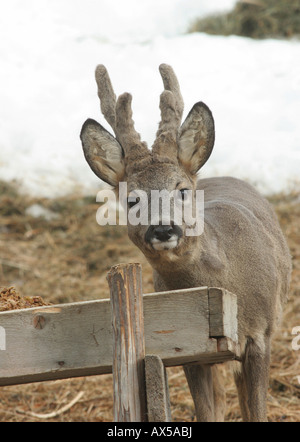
107, 263, 147, 422
145, 355, 172, 422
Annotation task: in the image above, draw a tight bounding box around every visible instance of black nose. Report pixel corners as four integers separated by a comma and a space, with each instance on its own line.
145, 224, 183, 244
153, 225, 174, 242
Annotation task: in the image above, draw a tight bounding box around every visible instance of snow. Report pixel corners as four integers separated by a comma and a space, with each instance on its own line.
25, 204, 59, 221
0, 0, 299, 198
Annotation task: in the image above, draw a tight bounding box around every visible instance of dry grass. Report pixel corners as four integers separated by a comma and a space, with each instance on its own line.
189, 0, 300, 39
0, 180, 299, 422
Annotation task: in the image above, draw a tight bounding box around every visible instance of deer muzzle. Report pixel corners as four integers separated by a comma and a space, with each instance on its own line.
145, 223, 183, 251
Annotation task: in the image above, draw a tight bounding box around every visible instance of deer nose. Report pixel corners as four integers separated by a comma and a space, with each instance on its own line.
145, 224, 183, 246
153, 225, 174, 242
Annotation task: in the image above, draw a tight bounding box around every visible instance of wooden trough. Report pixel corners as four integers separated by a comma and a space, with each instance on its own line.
0, 263, 240, 421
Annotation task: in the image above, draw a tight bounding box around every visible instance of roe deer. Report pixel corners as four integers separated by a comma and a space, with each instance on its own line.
80, 64, 291, 422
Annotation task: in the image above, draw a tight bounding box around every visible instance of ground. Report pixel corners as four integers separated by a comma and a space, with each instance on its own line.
0, 181, 299, 421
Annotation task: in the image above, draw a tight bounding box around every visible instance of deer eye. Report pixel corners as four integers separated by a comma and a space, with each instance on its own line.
127, 196, 140, 209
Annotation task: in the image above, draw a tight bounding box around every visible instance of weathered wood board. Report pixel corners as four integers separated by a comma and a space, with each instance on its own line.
0, 287, 239, 386
208, 287, 238, 342
145, 355, 172, 422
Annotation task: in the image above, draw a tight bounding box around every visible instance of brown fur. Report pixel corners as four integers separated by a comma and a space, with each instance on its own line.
80, 65, 292, 422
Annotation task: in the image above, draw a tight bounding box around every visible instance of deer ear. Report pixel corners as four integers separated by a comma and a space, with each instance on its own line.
178, 102, 215, 175
80, 119, 125, 187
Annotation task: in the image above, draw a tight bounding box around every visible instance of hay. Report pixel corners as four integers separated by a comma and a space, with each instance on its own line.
0, 180, 299, 421
0, 287, 50, 312
189, 0, 300, 39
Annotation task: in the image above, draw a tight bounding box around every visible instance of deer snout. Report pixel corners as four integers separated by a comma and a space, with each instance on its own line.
145, 224, 183, 251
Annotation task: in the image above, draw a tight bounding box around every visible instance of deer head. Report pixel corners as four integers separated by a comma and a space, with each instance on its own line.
80, 64, 215, 259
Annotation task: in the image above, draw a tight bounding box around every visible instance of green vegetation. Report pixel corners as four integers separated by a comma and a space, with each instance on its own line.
189, 0, 300, 39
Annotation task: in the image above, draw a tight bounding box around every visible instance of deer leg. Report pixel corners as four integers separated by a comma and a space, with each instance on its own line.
241, 337, 271, 422
234, 371, 250, 421
184, 364, 225, 422
212, 365, 226, 422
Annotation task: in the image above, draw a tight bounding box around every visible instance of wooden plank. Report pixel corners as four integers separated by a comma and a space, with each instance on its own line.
0, 286, 238, 386
145, 355, 171, 422
144, 287, 218, 366
0, 301, 113, 386
208, 287, 238, 342
108, 263, 147, 422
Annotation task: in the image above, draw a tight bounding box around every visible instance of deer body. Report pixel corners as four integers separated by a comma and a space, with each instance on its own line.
80, 65, 291, 422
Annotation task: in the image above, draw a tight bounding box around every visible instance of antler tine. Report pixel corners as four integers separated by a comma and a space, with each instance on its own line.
115, 93, 144, 146
159, 63, 184, 122
95, 65, 148, 156
152, 64, 184, 158
155, 65, 184, 139
95, 65, 117, 132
